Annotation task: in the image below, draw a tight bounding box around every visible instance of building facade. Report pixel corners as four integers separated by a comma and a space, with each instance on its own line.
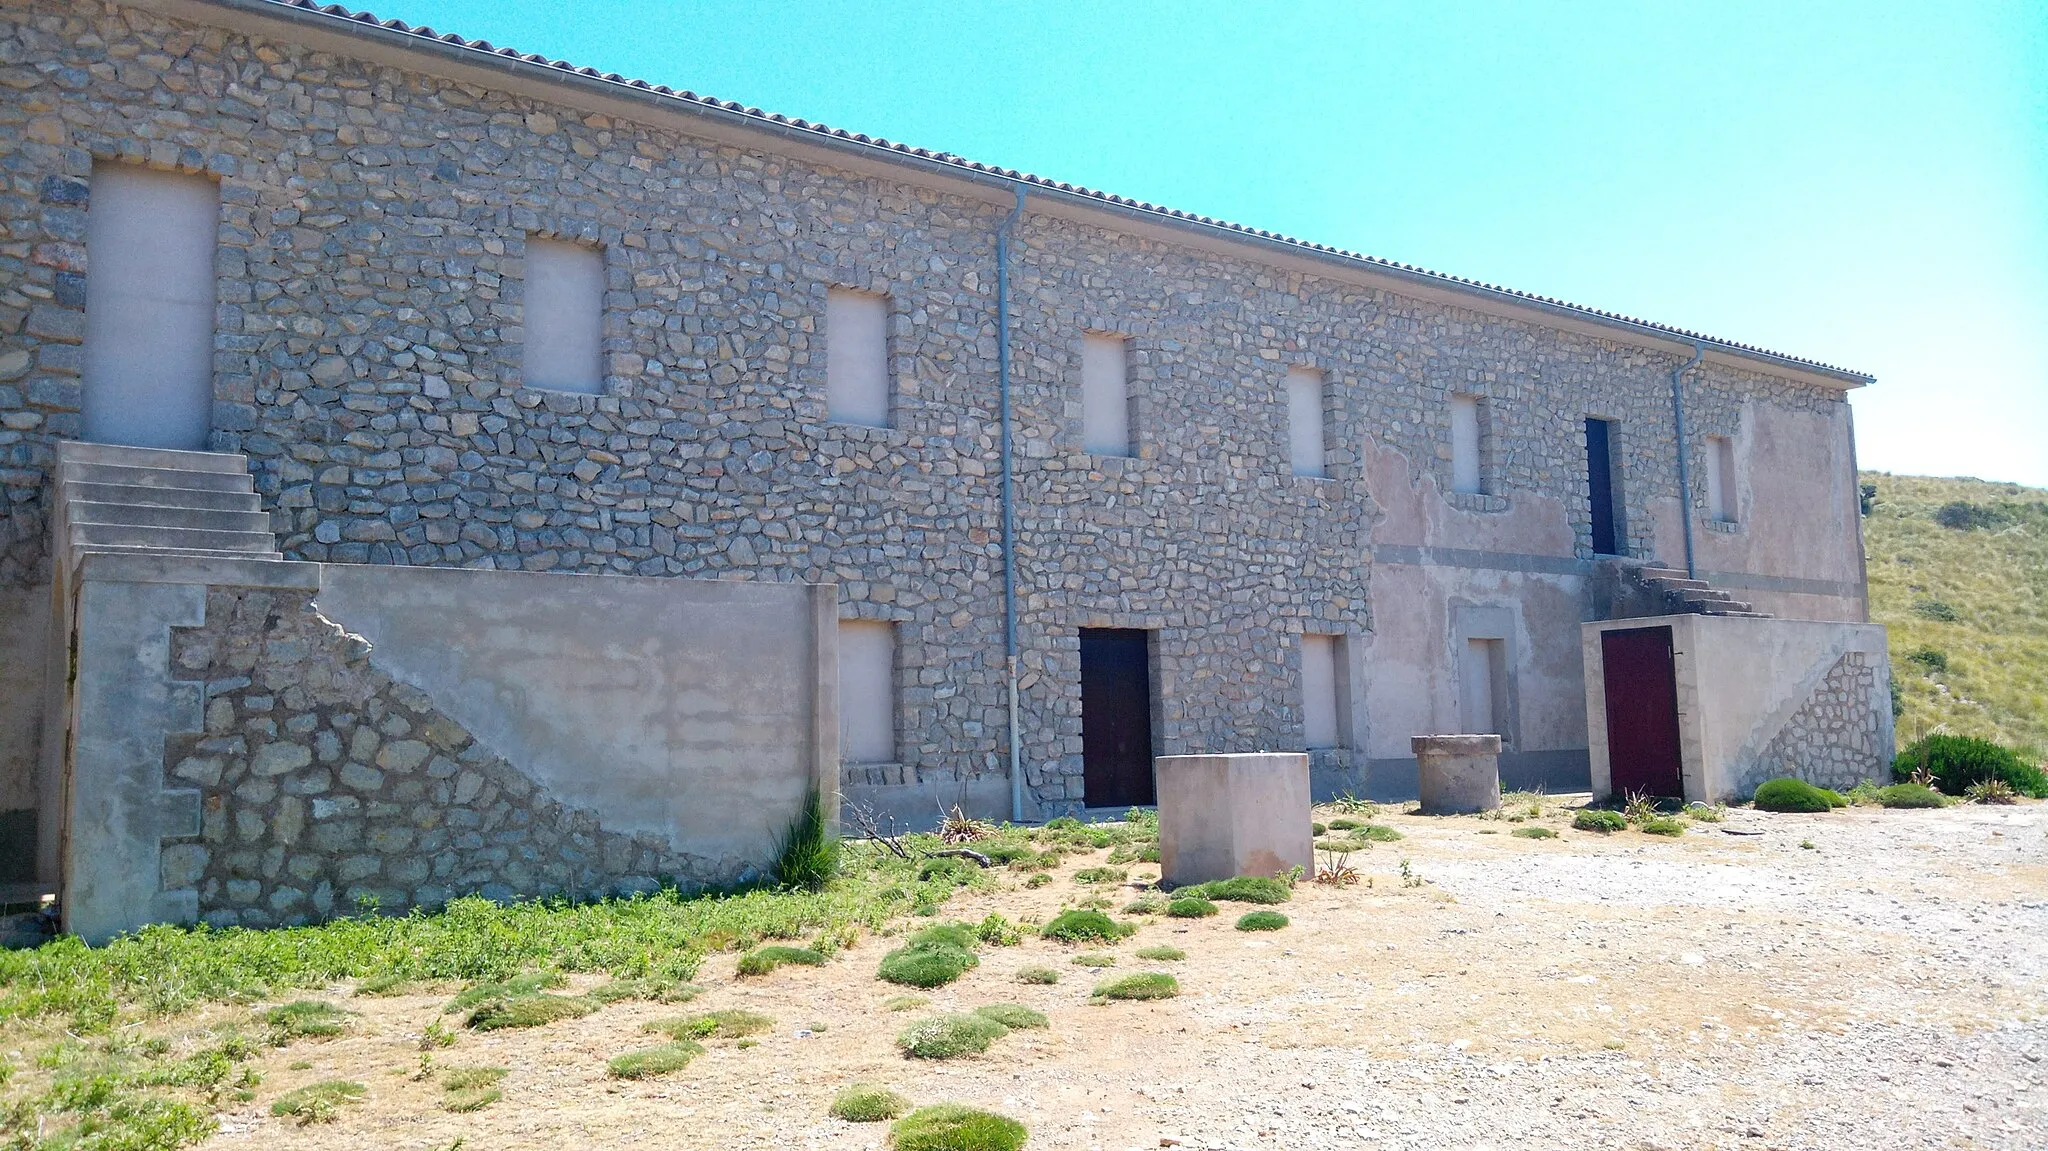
0, 0, 1875, 885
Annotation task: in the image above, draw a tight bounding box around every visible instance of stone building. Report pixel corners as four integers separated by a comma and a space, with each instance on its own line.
1, 0, 1888, 916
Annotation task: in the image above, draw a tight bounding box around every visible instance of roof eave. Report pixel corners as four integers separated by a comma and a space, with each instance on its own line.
138, 0, 1877, 391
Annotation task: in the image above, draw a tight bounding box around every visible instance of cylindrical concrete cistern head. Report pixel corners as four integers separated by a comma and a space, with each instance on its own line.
1412, 734, 1503, 815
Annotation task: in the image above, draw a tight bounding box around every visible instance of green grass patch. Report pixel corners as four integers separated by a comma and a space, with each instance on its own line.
1639, 817, 1685, 836
1070, 952, 1116, 968
1355, 824, 1404, 842
443, 1085, 502, 1112
884, 994, 930, 1011
1134, 946, 1185, 961
1876, 782, 1951, 808
265, 999, 352, 1042
1090, 973, 1178, 1001
1752, 777, 1847, 813
441, 1066, 507, 1091
586, 977, 700, 1004
1165, 896, 1218, 918
1510, 826, 1557, 839
352, 972, 414, 997
896, 1013, 1010, 1059
1234, 911, 1289, 931
464, 993, 597, 1031
607, 1041, 704, 1079
646, 1008, 774, 1040
1572, 809, 1626, 833
830, 1082, 911, 1122
735, 945, 827, 976
889, 1104, 1028, 1151
443, 971, 566, 1013
1072, 866, 1128, 885
270, 1079, 365, 1124
1186, 876, 1290, 904
1039, 909, 1134, 943
906, 922, 979, 950
972, 1003, 1049, 1030
1023, 873, 1053, 889
1014, 966, 1059, 985
438, 1065, 507, 1112
877, 942, 977, 989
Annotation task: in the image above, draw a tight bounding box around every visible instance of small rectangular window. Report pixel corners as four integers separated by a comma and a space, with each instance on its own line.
1459, 637, 1508, 736
1450, 394, 1482, 494
1705, 435, 1738, 523
1301, 633, 1341, 749
826, 288, 890, 427
1081, 333, 1132, 456
838, 619, 896, 763
522, 236, 604, 394
1288, 367, 1326, 478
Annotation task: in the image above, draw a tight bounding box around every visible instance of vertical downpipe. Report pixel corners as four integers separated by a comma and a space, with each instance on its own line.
1670, 341, 1705, 579
997, 186, 1028, 823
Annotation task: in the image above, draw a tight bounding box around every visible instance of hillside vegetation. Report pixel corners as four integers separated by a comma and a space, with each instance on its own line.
1861, 472, 2047, 757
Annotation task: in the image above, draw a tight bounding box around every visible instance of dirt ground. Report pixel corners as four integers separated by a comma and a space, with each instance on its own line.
193, 797, 2045, 1150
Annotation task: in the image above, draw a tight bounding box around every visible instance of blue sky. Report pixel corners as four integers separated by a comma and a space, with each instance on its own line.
376, 0, 2048, 487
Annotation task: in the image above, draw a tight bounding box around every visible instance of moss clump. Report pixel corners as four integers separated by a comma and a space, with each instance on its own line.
972, 1003, 1049, 1030
264, 999, 351, 1042
607, 1041, 704, 1079
464, 992, 596, 1031
830, 1083, 911, 1122
1572, 809, 1626, 833
736, 945, 827, 976
270, 1080, 365, 1124
1188, 876, 1290, 904
1070, 952, 1116, 968
896, 1013, 1010, 1059
1752, 777, 1846, 813
889, 1104, 1029, 1151
1014, 966, 1059, 985
647, 1008, 774, 1040
1356, 824, 1404, 842
1234, 911, 1289, 932
1039, 909, 1134, 943
877, 941, 978, 989
1165, 896, 1218, 918
1134, 945, 1185, 961
443, 971, 565, 1014
1090, 973, 1179, 1001
1510, 826, 1557, 839
908, 923, 980, 951
1639, 817, 1685, 836
1310, 821, 1328, 835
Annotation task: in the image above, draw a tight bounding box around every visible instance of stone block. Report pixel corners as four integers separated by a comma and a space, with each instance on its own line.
1155, 753, 1312, 888
1413, 735, 1502, 815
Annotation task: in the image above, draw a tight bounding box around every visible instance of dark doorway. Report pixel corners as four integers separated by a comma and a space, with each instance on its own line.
1601, 625, 1684, 799
1586, 417, 1623, 555
1080, 628, 1154, 808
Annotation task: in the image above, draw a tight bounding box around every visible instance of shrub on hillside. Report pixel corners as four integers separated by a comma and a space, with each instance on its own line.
1751, 778, 1846, 813
1905, 647, 1949, 674
1934, 501, 2008, 531
1893, 733, 2048, 799
1911, 598, 1960, 622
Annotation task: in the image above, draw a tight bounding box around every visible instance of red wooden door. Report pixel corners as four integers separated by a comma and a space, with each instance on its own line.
1600, 626, 1684, 799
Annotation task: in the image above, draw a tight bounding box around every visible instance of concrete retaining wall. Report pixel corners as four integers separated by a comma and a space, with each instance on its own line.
56, 553, 835, 942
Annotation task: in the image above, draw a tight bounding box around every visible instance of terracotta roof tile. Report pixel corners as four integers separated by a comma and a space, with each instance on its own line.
256, 0, 1869, 382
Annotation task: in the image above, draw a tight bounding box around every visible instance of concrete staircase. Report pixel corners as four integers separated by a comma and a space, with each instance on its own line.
1633, 565, 1771, 618
53, 442, 279, 573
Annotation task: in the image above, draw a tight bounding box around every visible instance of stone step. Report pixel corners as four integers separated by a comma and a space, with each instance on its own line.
53, 441, 249, 474
1676, 588, 1737, 603
69, 521, 279, 554
62, 481, 263, 512
66, 500, 273, 535
71, 543, 284, 564
58, 461, 255, 493
1646, 575, 1710, 592
1638, 567, 1690, 582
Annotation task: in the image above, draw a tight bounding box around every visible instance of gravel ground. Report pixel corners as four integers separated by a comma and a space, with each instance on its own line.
186, 798, 2046, 1151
